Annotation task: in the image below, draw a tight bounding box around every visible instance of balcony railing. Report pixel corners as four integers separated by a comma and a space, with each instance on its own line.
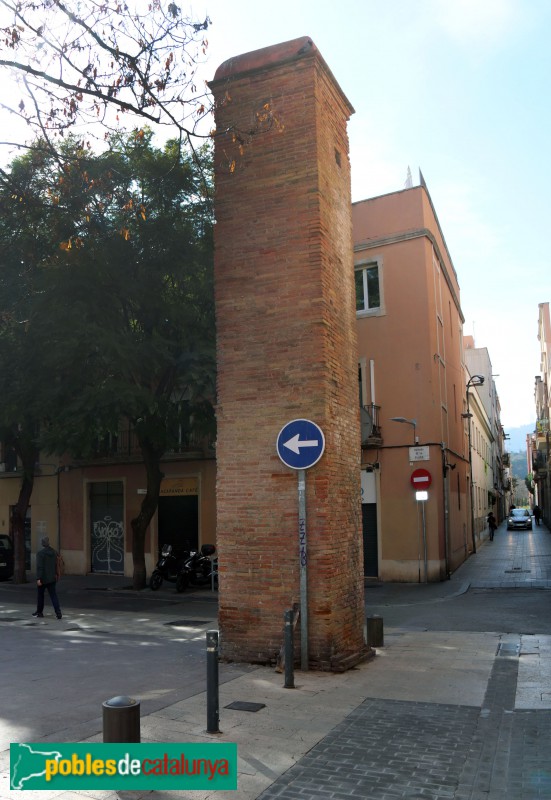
361, 404, 382, 447
86, 426, 213, 462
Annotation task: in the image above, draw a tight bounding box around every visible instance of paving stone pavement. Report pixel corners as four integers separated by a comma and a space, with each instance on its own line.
257, 647, 551, 800
258, 699, 480, 800
255, 523, 551, 800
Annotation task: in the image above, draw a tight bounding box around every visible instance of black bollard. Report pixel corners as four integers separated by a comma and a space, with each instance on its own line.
102, 695, 140, 742
206, 630, 220, 734
284, 609, 295, 689
366, 614, 384, 647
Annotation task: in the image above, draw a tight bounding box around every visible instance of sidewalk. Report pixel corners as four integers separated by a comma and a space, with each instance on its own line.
1, 522, 551, 799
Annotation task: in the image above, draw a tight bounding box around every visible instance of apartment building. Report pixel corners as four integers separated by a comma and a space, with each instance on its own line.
0, 435, 216, 577
464, 339, 507, 527
532, 302, 550, 523
353, 182, 472, 581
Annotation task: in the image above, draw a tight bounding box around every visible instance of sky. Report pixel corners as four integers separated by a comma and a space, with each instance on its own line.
0, 0, 547, 430
187, 0, 547, 430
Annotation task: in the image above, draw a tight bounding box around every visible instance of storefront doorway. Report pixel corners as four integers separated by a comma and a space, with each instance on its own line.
90, 481, 124, 573
157, 476, 199, 558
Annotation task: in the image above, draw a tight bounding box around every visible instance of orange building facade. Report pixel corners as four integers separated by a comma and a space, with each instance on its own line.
354, 184, 472, 581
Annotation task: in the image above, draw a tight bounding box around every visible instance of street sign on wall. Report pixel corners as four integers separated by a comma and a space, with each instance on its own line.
409, 445, 430, 462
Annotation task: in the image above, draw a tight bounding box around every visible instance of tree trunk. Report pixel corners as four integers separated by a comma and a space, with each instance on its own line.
12, 453, 37, 584
130, 439, 164, 590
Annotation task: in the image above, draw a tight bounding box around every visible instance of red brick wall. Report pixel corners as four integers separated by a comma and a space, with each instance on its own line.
210, 38, 367, 670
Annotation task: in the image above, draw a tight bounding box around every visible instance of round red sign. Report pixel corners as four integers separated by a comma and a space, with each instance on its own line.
410, 468, 432, 489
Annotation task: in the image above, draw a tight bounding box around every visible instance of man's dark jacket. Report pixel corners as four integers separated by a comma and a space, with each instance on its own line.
36, 545, 57, 584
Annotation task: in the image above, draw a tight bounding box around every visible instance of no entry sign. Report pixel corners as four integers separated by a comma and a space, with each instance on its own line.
410, 468, 432, 489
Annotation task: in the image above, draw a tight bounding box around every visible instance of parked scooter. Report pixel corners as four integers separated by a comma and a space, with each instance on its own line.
150, 544, 187, 591
176, 544, 217, 592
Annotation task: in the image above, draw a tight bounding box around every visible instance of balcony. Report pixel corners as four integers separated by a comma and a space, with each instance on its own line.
501, 452, 510, 467
79, 426, 214, 464
361, 404, 383, 448
532, 450, 548, 475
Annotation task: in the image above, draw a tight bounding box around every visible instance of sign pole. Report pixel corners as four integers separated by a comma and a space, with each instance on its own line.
298, 469, 308, 670
421, 499, 428, 583
411, 468, 431, 584
276, 419, 325, 674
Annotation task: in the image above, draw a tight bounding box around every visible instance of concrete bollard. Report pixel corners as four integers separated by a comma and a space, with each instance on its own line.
366, 615, 384, 647
102, 695, 140, 742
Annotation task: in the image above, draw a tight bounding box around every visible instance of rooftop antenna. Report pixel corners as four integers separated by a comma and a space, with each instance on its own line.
405, 166, 413, 189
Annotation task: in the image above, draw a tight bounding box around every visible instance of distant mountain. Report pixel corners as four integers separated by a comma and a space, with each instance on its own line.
510, 451, 530, 481
505, 423, 535, 453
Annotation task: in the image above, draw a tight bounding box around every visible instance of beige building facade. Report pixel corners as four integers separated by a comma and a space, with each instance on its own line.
0, 440, 216, 578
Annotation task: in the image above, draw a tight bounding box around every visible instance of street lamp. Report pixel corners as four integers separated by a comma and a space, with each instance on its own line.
390, 416, 417, 445
462, 374, 485, 554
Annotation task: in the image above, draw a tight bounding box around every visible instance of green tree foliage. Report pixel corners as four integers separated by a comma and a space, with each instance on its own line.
0, 131, 215, 587
0, 145, 69, 581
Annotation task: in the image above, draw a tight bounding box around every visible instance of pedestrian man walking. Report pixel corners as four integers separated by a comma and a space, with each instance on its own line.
32, 536, 62, 619
487, 512, 497, 541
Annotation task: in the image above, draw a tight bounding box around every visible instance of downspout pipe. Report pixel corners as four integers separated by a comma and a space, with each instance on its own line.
441, 443, 450, 579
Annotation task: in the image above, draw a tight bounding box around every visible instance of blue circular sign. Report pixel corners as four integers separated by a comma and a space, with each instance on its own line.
276, 419, 325, 470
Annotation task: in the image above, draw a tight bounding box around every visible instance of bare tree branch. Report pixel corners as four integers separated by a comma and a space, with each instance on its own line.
0, 0, 212, 151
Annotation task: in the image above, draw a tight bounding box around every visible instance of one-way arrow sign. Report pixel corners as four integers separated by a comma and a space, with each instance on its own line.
277, 419, 325, 470
283, 433, 320, 455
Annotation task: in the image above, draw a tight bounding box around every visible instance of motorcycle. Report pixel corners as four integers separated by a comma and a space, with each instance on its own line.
150, 544, 187, 591
176, 544, 218, 592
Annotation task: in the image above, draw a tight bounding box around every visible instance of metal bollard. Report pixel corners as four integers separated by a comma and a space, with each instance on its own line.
102, 695, 140, 742
284, 609, 295, 689
366, 614, 384, 647
206, 630, 220, 734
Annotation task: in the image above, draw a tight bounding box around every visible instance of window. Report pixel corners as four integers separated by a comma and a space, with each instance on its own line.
355, 262, 381, 314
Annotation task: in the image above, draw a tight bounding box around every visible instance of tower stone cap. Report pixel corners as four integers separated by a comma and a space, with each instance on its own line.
210, 36, 354, 114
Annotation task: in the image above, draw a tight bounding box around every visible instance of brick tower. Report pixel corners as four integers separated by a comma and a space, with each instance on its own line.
210, 38, 368, 670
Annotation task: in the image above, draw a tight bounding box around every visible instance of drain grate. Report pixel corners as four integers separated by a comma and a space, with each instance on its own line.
225, 701, 266, 713
164, 619, 210, 627
504, 569, 531, 573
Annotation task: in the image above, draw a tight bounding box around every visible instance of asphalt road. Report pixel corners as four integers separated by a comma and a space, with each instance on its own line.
366, 584, 551, 634
0, 582, 243, 752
